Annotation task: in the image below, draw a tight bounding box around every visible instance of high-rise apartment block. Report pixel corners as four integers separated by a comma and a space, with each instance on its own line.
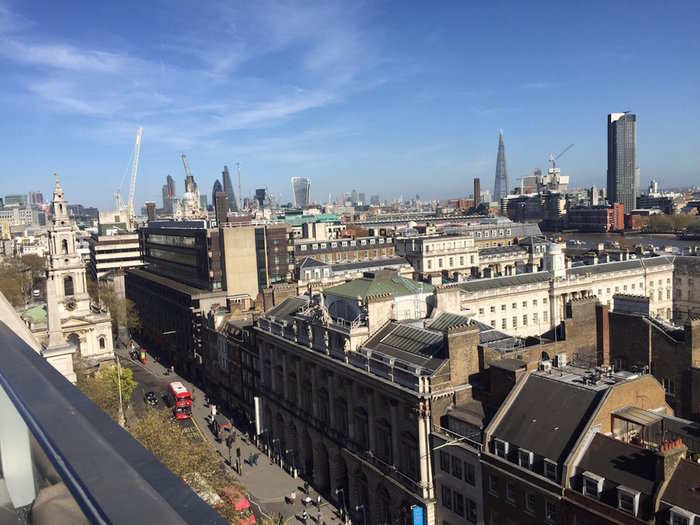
607, 112, 637, 214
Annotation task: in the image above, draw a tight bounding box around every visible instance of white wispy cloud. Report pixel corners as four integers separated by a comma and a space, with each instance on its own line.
0, 38, 131, 72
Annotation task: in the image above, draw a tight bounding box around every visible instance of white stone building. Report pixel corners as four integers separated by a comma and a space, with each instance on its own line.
437, 245, 677, 338
44, 175, 114, 367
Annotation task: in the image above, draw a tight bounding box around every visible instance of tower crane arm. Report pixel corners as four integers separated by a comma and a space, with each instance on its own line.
127, 127, 142, 229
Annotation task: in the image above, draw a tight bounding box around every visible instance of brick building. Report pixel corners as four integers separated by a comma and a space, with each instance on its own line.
606, 295, 700, 421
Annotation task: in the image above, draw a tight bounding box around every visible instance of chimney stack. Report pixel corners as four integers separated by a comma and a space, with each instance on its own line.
655, 438, 687, 483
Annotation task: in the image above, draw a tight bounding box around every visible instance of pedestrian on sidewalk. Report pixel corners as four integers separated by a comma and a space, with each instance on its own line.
304, 481, 309, 494
317, 495, 321, 507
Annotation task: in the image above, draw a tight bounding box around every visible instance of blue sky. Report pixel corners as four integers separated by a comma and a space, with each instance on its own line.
0, 1, 698, 210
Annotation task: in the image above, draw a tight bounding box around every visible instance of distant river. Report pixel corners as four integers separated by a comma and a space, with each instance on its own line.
558, 232, 700, 252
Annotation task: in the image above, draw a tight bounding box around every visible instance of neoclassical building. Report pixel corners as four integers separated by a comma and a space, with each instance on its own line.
438, 245, 677, 338
254, 273, 483, 525
45, 175, 113, 365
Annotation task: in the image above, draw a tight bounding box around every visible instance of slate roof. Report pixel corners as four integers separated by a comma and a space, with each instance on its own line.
663, 460, 700, 514
479, 245, 527, 257
297, 257, 328, 269
266, 297, 308, 322
331, 256, 409, 273
577, 434, 657, 495
492, 374, 603, 463
567, 255, 675, 277
325, 275, 434, 300
362, 321, 447, 371
427, 312, 473, 332
458, 271, 552, 293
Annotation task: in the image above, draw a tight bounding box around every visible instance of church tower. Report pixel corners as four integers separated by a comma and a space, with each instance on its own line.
47, 174, 91, 316
44, 174, 114, 366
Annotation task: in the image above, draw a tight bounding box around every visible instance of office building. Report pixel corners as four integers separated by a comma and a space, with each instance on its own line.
199, 193, 208, 211
28, 191, 44, 205
4, 194, 27, 207
493, 130, 509, 202
88, 227, 144, 282
473, 178, 481, 206
145, 201, 156, 222
255, 188, 266, 208
222, 165, 238, 212
567, 204, 624, 232
291, 177, 311, 208
126, 220, 258, 375
607, 112, 637, 213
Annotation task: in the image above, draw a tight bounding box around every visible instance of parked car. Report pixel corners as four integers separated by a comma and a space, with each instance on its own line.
144, 391, 159, 407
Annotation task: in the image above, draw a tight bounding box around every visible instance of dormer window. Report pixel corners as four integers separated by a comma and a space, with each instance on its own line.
670, 507, 695, 525
518, 449, 534, 469
617, 486, 640, 516
582, 471, 604, 499
544, 459, 558, 482
494, 438, 509, 458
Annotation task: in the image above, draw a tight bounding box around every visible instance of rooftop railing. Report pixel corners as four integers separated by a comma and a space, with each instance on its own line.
0, 321, 226, 525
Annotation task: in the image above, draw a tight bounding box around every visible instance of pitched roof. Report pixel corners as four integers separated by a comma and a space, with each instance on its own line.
566, 255, 675, 277
331, 256, 409, 273
492, 374, 602, 463
663, 460, 700, 514
458, 271, 552, 293
325, 274, 434, 300
362, 321, 447, 370
427, 312, 472, 332
266, 297, 308, 322
577, 434, 657, 496
297, 257, 327, 269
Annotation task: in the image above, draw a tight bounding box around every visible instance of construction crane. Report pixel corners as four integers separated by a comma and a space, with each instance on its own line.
548, 143, 574, 169
181, 152, 193, 180
127, 127, 143, 230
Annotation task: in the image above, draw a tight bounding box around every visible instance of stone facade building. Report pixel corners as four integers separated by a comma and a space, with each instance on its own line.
44, 175, 113, 372
673, 255, 700, 323
253, 272, 486, 525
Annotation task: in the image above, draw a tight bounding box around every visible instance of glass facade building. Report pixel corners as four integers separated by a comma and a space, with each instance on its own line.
607, 112, 637, 214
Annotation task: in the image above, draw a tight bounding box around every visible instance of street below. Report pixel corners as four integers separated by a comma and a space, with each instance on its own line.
116, 345, 344, 525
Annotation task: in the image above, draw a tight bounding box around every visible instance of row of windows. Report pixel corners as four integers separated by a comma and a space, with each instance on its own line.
488, 473, 558, 524
298, 238, 390, 251
426, 255, 475, 270
441, 485, 477, 523
479, 298, 547, 315
439, 451, 476, 486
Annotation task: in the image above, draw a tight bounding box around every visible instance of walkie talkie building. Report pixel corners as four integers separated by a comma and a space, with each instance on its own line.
291, 177, 311, 208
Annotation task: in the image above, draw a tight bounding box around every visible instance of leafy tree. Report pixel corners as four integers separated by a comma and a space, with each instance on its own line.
78, 364, 137, 422
0, 267, 22, 306
100, 286, 141, 336
128, 410, 243, 523
21, 254, 45, 275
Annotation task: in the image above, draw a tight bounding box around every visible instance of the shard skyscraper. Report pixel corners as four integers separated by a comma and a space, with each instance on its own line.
493, 130, 509, 202
222, 165, 238, 212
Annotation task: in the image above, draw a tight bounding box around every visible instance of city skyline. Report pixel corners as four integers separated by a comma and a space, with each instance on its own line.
1, 2, 699, 210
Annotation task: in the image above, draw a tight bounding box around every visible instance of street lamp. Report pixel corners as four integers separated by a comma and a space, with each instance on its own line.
355, 504, 367, 525
335, 488, 347, 524
115, 355, 125, 428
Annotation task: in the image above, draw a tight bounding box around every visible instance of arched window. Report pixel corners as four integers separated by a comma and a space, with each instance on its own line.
375, 418, 392, 463
354, 408, 368, 450
318, 387, 330, 424
99, 337, 105, 349
63, 275, 74, 296
61, 239, 68, 254
335, 397, 349, 435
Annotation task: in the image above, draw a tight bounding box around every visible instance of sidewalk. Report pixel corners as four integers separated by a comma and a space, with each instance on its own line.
119, 346, 343, 524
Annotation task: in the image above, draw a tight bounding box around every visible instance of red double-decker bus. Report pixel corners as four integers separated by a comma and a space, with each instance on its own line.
167, 381, 192, 420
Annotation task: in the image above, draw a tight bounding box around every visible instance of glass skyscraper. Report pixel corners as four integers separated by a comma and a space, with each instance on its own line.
607, 112, 637, 213
493, 130, 509, 202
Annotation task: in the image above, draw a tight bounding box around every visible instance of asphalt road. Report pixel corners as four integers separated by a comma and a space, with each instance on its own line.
119, 353, 173, 418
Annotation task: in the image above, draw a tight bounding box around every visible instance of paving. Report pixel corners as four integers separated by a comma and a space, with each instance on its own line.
115, 345, 345, 525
